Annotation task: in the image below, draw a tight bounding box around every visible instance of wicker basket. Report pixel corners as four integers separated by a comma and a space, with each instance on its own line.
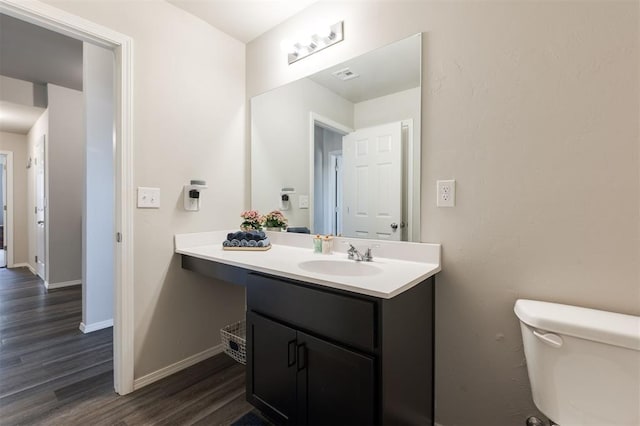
220, 320, 246, 365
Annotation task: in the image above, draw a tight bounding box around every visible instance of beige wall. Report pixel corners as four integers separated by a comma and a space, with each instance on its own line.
44, 0, 247, 379
247, 2, 640, 425
47, 84, 84, 285
0, 131, 29, 265
0, 75, 39, 107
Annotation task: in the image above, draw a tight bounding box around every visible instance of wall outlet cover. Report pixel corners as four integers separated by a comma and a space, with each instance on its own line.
436, 180, 455, 207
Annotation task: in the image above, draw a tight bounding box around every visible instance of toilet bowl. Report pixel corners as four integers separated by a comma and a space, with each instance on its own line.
515, 299, 640, 426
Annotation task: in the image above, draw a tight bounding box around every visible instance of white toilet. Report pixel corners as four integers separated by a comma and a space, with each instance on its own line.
515, 299, 640, 426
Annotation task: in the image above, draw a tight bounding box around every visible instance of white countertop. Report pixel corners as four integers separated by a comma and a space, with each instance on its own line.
175, 231, 441, 299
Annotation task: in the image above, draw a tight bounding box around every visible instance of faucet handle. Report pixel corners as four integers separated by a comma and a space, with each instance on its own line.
343, 242, 357, 259
343, 242, 356, 251
363, 244, 379, 261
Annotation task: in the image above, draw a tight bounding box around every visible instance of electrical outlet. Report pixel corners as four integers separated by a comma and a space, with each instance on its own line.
436, 180, 455, 207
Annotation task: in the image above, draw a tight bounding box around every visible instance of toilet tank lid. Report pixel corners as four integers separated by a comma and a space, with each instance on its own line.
514, 299, 640, 351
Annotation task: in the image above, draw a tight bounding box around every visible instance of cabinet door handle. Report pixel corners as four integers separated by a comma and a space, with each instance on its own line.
296, 343, 307, 371
287, 339, 297, 367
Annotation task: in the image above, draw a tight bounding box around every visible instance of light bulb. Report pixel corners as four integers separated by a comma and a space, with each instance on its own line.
299, 36, 313, 47
279, 39, 296, 54
315, 24, 332, 39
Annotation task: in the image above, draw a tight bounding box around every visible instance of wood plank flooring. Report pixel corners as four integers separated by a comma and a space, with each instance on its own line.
0, 267, 253, 425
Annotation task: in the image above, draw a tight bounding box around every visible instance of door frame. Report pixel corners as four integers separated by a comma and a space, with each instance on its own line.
34, 135, 46, 279
0, 0, 135, 394
401, 119, 415, 242
327, 150, 342, 236
0, 151, 13, 267
308, 112, 352, 235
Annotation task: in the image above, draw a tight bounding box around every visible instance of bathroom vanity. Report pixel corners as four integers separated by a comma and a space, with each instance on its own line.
175, 231, 441, 425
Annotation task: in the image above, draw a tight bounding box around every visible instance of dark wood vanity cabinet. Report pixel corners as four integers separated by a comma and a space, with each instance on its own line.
247, 311, 375, 425
245, 272, 435, 426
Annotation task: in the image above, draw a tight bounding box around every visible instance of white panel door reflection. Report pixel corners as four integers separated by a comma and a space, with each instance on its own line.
342, 121, 402, 241
35, 136, 46, 279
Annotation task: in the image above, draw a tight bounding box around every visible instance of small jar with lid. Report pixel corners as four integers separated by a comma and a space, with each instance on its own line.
321, 235, 333, 254
313, 235, 323, 253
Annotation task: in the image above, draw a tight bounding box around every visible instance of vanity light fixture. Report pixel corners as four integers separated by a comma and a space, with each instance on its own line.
280, 21, 344, 65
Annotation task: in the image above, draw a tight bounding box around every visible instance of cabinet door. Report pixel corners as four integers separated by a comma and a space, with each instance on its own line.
297, 332, 375, 426
247, 312, 298, 424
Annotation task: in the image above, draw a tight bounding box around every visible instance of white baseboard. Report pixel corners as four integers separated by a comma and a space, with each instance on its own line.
133, 344, 224, 391
45, 279, 82, 290
10, 263, 36, 275
79, 319, 113, 333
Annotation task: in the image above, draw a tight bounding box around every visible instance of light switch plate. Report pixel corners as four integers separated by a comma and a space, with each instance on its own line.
137, 187, 160, 208
299, 195, 309, 209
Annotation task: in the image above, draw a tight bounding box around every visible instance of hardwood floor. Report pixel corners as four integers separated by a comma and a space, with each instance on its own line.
0, 267, 253, 425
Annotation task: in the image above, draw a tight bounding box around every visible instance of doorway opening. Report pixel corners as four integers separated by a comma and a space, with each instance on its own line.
0, 0, 134, 394
313, 124, 346, 236
310, 113, 352, 236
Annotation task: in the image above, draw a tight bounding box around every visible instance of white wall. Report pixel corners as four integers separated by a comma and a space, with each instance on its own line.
247, 2, 640, 425
251, 77, 353, 228
26, 110, 48, 273
0, 132, 28, 265
45, 0, 248, 380
354, 87, 420, 130
47, 84, 83, 285
82, 42, 114, 329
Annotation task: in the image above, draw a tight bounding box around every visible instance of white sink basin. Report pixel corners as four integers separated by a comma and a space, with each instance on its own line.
298, 259, 382, 277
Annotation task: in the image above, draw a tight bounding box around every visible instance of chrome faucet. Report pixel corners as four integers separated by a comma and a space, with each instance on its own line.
347, 243, 375, 262
347, 243, 362, 261
363, 247, 374, 262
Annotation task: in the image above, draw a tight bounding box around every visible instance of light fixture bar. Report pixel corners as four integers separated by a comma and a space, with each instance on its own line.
286, 21, 344, 65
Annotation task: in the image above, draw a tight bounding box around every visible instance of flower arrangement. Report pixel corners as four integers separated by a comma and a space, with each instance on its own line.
262, 210, 288, 229
240, 210, 262, 231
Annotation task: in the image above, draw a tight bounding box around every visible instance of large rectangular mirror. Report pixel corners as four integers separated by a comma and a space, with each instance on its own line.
251, 33, 421, 241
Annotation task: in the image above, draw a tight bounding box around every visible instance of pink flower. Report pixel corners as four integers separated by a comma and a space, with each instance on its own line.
241, 210, 261, 220
262, 210, 288, 227
240, 210, 263, 230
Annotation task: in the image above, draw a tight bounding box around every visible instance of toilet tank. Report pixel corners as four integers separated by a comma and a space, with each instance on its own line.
514, 299, 640, 426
